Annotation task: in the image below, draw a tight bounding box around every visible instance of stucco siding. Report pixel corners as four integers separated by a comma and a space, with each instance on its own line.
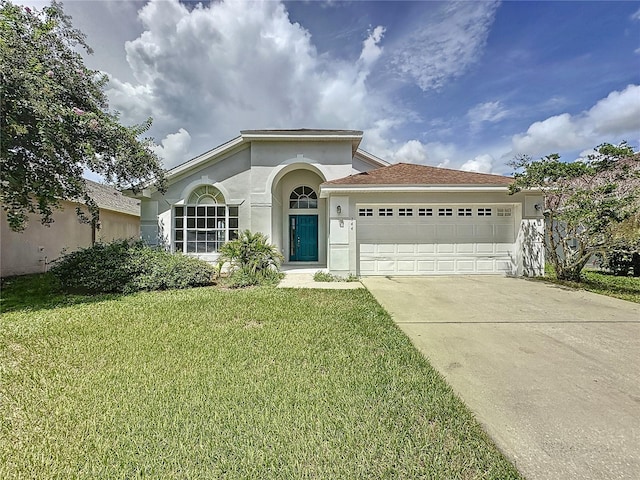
1, 202, 139, 277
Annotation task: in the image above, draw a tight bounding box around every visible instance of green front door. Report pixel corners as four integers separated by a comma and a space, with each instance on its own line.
289, 215, 318, 261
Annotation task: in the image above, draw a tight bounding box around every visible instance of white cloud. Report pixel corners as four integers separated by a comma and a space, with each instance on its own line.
631, 7, 640, 21
467, 101, 509, 132
152, 128, 192, 166
105, 0, 404, 168
391, 140, 428, 164
389, 1, 499, 91
359, 26, 386, 67
460, 154, 495, 173
511, 84, 640, 157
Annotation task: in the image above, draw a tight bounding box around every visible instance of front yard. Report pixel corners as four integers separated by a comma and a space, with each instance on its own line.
541, 268, 640, 304
1, 277, 520, 478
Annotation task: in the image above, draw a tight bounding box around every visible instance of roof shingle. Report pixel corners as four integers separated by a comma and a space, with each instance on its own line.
323, 163, 513, 186
86, 180, 140, 216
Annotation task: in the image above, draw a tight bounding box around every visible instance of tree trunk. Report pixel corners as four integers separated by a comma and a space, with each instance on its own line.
633, 251, 640, 277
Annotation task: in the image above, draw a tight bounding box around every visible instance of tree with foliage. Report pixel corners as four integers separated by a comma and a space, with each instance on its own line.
0, 1, 165, 231
509, 142, 640, 281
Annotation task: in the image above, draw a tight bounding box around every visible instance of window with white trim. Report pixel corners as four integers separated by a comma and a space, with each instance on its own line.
418, 208, 433, 216
289, 186, 317, 209
378, 208, 393, 217
477, 208, 492, 216
497, 207, 512, 217
438, 208, 453, 217
174, 186, 239, 253
398, 208, 413, 217
458, 208, 472, 217
358, 208, 373, 217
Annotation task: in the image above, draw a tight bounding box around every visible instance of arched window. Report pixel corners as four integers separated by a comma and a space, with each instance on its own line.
173, 186, 239, 254
289, 186, 317, 209
188, 185, 225, 205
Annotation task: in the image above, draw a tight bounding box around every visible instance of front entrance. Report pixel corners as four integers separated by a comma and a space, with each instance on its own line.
289, 215, 318, 261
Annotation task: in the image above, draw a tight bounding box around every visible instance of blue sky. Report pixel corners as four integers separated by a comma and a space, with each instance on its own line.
19, 0, 640, 175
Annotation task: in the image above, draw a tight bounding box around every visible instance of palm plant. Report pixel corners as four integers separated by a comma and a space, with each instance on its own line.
217, 230, 283, 286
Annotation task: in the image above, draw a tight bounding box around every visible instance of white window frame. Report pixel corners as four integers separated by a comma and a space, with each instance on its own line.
173, 186, 239, 254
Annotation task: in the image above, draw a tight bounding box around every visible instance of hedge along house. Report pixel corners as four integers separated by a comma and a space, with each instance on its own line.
129, 129, 544, 276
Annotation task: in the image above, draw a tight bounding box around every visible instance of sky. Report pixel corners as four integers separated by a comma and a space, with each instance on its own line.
17, 0, 640, 175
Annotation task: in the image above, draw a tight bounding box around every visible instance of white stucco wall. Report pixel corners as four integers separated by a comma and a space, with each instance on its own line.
138, 139, 360, 266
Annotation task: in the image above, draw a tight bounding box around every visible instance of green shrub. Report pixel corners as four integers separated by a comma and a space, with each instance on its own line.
218, 230, 283, 287
313, 271, 336, 282
313, 271, 360, 282
49, 239, 138, 293
126, 248, 216, 292
50, 239, 216, 293
598, 247, 640, 277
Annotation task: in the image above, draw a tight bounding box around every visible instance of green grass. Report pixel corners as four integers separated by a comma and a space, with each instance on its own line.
1, 275, 520, 479
540, 267, 640, 303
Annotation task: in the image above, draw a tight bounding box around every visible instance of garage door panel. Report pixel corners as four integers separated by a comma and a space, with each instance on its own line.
456, 243, 474, 254
436, 224, 455, 241
376, 244, 395, 254
475, 224, 494, 239
476, 259, 496, 272
495, 243, 512, 254
476, 243, 495, 254
397, 244, 416, 254
417, 225, 436, 240
417, 260, 436, 272
398, 260, 416, 272
417, 244, 435, 253
360, 243, 375, 254
456, 260, 475, 272
436, 260, 455, 272
456, 224, 474, 237
495, 224, 515, 241
377, 260, 396, 272
437, 243, 455, 254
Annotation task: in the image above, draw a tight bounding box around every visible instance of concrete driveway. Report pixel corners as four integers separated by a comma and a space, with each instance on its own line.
361, 276, 640, 480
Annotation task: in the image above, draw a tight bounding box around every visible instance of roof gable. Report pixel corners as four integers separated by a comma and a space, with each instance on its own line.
323, 163, 513, 186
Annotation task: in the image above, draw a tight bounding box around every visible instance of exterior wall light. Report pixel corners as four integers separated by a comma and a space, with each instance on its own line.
337, 205, 342, 214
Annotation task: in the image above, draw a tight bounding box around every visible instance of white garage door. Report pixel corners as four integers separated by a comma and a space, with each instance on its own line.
357, 204, 516, 275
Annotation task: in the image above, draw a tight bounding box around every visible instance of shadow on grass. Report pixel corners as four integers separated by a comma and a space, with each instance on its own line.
0, 273, 123, 314
530, 269, 640, 303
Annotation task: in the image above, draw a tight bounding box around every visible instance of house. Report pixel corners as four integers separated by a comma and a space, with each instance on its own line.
0, 180, 140, 277
128, 129, 544, 276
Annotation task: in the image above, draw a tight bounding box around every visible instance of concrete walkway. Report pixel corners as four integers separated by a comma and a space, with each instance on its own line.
361, 276, 640, 480
278, 267, 363, 289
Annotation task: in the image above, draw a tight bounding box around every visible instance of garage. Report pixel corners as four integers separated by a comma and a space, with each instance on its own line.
321, 162, 544, 278
357, 203, 516, 275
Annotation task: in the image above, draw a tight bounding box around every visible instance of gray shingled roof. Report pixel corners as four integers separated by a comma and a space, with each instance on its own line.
86, 180, 140, 216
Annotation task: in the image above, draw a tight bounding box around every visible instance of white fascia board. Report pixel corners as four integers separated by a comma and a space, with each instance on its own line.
241, 133, 362, 142
167, 136, 245, 179
319, 185, 511, 197
354, 149, 390, 167
123, 136, 246, 196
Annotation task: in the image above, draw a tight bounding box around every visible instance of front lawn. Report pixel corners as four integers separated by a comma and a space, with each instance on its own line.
1, 276, 520, 479
541, 268, 640, 304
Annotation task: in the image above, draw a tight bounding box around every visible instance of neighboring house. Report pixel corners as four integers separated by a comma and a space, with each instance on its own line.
1, 180, 140, 277
128, 129, 544, 276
